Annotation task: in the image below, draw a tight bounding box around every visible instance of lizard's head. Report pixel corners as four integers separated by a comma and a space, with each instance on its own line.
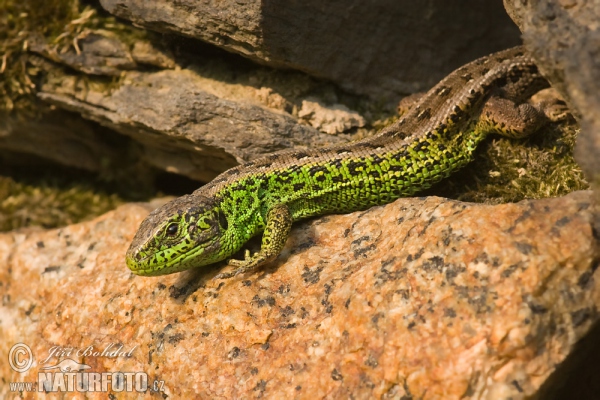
126, 194, 229, 276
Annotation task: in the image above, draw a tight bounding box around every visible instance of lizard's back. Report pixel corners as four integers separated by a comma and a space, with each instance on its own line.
198, 46, 549, 222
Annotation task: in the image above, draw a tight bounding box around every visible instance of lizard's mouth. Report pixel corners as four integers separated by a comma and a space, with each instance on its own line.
125, 236, 223, 276
125, 249, 194, 276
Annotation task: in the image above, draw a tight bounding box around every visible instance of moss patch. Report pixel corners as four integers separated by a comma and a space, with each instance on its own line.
2, 0, 77, 111
0, 160, 124, 231
0, 0, 146, 113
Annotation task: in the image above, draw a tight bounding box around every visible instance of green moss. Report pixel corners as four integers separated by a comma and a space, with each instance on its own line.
0, 0, 147, 113
2, 0, 74, 111
0, 166, 124, 231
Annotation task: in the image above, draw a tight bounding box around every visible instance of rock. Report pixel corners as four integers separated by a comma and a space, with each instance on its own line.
99, 0, 522, 99
29, 31, 137, 76
298, 98, 365, 134
130, 41, 176, 69
37, 68, 350, 182
1, 191, 597, 398
8, 22, 364, 183
0, 109, 130, 173
503, 0, 600, 234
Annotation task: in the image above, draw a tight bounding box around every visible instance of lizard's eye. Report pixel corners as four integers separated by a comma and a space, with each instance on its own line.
165, 223, 178, 237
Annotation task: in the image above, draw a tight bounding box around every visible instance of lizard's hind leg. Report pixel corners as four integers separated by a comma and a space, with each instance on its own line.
479, 95, 551, 139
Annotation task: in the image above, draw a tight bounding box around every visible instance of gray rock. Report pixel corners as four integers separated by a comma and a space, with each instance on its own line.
0, 110, 123, 173
38, 69, 350, 182
503, 0, 600, 242
99, 0, 522, 100
4, 24, 363, 184
29, 31, 137, 76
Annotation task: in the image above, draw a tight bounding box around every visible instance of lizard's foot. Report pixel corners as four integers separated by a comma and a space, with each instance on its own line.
214, 203, 292, 280
530, 88, 572, 122
214, 250, 274, 279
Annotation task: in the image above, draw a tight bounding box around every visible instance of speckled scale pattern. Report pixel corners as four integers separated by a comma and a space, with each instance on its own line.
203, 46, 548, 220
126, 46, 551, 276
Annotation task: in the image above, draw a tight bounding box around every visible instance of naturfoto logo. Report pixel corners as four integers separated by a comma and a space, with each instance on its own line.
8, 342, 165, 394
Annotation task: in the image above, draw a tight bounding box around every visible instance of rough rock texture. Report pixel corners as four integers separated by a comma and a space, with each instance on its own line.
25, 29, 361, 182
503, 0, 600, 234
99, 0, 521, 99
0, 110, 126, 173
298, 98, 366, 134
29, 30, 177, 76
38, 68, 351, 182
31, 32, 136, 76
2, 29, 366, 182
0, 1, 525, 185
1, 191, 597, 399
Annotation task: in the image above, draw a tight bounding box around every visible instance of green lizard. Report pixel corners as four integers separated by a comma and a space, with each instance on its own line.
126, 46, 553, 278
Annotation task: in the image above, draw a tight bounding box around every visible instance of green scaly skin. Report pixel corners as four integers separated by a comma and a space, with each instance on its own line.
126, 46, 551, 278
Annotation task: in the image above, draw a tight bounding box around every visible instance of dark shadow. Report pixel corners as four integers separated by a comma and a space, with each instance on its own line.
536, 318, 600, 399
260, 0, 521, 100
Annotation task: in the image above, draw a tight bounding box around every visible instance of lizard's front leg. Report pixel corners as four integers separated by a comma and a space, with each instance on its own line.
215, 203, 293, 279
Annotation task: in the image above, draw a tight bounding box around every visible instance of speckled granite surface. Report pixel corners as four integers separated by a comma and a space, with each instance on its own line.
0, 191, 597, 399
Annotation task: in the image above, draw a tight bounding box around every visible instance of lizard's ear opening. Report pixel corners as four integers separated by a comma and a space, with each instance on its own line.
218, 209, 228, 231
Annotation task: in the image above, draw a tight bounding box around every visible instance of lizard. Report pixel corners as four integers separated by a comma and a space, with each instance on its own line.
126, 46, 555, 279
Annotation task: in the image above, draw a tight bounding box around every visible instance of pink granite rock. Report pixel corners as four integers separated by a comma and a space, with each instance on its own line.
0, 191, 597, 398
